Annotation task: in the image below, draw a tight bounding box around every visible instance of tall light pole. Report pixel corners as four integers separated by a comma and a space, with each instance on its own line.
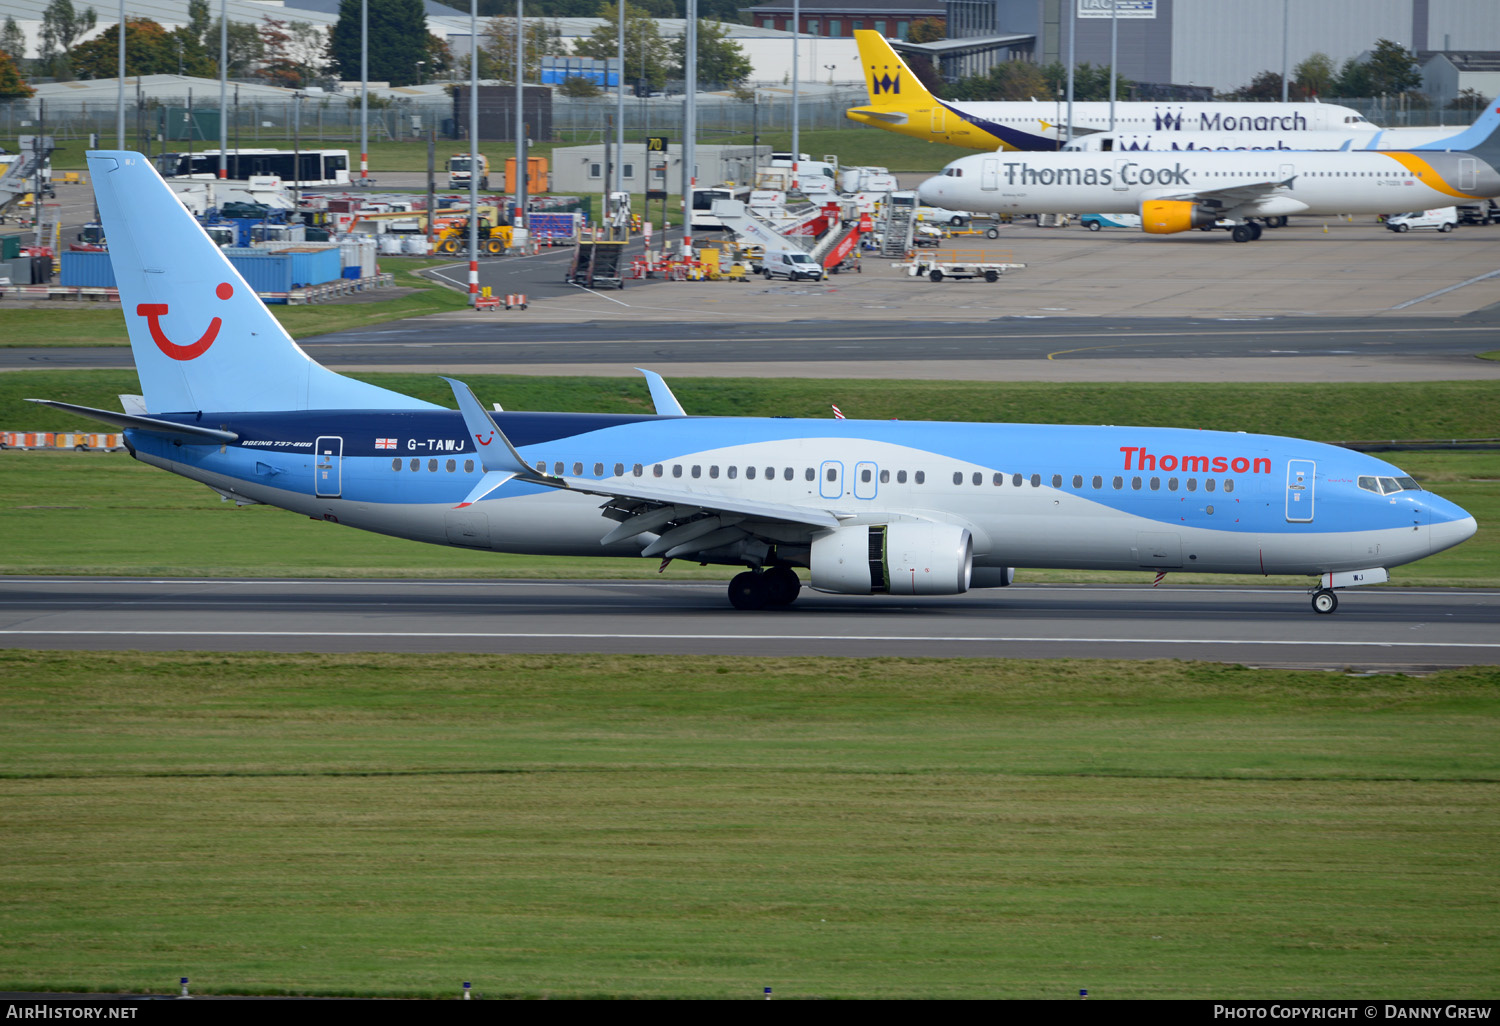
682, 0, 695, 254
1065, 1, 1075, 146
219, 0, 227, 177
515, 0, 525, 238
116, 0, 125, 147
469, 0, 479, 306
360, 0, 369, 183
1280, 0, 1289, 102
790, 0, 799, 173
615, 0, 624, 197
1108, 0, 1117, 131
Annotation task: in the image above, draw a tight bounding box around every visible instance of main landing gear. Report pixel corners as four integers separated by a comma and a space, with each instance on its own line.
1231, 221, 1264, 243
1311, 588, 1338, 614
727, 566, 802, 610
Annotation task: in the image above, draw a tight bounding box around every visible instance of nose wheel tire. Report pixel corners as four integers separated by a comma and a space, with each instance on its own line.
728, 571, 770, 610
1311, 589, 1338, 614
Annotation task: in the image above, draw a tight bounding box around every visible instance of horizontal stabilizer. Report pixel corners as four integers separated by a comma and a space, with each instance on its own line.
25, 398, 239, 443
847, 107, 908, 125
454, 470, 517, 509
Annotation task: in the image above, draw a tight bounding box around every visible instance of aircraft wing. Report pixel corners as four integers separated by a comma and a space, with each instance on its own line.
1148, 175, 1297, 209
444, 376, 843, 560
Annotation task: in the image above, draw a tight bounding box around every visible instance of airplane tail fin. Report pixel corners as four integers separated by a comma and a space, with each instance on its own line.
1410, 98, 1500, 162
86, 151, 439, 414
858, 29, 924, 115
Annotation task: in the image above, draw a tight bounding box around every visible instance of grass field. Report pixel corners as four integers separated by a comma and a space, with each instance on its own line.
1, 652, 1495, 998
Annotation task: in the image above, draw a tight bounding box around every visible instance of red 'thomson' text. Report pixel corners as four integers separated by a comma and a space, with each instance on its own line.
1120, 446, 1271, 475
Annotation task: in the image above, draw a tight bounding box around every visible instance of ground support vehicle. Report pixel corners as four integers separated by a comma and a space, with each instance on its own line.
895, 254, 1025, 283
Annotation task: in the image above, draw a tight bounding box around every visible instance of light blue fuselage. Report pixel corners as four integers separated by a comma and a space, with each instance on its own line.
129, 410, 1473, 576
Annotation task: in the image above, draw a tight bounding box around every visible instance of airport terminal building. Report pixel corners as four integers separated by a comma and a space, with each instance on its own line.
925, 0, 1500, 94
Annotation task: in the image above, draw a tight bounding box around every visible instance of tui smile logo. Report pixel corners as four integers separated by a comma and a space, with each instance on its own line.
474, 431, 494, 447
136, 282, 233, 361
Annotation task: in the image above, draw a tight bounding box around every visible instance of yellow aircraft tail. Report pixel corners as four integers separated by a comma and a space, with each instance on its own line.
846, 31, 1006, 150
847, 30, 930, 129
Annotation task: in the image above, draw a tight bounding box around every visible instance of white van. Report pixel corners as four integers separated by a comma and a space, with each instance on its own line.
761, 250, 824, 282
1386, 208, 1458, 233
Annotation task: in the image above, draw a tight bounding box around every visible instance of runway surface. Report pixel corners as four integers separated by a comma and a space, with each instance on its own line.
3, 577, 1496, 669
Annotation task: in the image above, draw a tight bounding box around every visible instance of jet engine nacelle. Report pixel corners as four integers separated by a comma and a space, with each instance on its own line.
810, 522, 973, 596
1140, 199, 1217, 234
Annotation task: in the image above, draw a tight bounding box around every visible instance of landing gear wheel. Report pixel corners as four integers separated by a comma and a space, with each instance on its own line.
1264, 216, 1287, 228
1231, 224, 1255, 243
1249, 221, 1264, 240
984, 269, 999, 283
986, 227, 999, 239
728, 571, 769, 610
763, 566, 801, 606
929, 268, 944, 282
1311, 589, 1338, 614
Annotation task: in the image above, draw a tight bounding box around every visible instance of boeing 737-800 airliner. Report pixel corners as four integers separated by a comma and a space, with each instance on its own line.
918, 100, 1500, 241
34, 152, 1475, 613
846, 31, 1373, 152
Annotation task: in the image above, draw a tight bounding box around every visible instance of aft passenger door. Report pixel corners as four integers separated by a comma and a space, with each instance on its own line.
314, 435, 343, 498
1286, 459, 1315, 522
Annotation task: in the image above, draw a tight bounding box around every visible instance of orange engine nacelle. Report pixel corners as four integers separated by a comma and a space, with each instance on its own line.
1141, 200, 1217, 234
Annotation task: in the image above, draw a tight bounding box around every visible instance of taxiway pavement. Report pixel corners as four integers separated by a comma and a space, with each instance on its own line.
2, 577, 1495, 670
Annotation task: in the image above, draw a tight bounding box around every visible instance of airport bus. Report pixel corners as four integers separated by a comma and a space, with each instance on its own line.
690, 185, 751, 231
156, 149, 351, 187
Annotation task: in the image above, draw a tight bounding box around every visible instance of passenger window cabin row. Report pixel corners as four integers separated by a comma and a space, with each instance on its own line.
388, 457, 1243, 494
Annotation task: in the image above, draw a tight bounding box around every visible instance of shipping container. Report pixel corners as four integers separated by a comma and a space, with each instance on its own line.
223, 248, 293, 294
60, 249, 118, 288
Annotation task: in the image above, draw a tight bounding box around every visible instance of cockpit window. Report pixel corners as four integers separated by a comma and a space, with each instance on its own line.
1360, 474, 1422, 494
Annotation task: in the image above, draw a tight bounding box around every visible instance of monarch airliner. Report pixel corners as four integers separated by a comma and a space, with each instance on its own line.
846, 30, 1372, 152
33, 151, 1476, 613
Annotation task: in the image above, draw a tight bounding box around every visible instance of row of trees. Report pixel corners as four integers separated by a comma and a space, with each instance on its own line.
0, 0, 752, 96
1228, 39, 1422, 100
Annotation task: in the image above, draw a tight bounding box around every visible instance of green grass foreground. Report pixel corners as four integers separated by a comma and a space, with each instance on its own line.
0, 652, 1496, 998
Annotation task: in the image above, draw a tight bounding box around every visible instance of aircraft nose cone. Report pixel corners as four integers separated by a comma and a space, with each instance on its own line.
917, 175, 945, 204
1430, 514, 1478, 556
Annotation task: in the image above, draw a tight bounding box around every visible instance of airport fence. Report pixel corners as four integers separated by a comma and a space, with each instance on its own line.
0, 88, 871, 148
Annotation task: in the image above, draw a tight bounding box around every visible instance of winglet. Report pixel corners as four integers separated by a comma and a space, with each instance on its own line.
443, 376, 559, 486
636, 368, 686, 416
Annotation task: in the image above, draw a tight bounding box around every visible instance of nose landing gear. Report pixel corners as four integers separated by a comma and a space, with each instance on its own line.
1311, 588, 1338, 614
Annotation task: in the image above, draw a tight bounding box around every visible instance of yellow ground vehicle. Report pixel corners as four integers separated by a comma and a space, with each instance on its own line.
433, 216, 511, 255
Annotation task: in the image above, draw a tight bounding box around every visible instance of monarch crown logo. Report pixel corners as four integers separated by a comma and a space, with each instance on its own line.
872, 69, 900, 95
